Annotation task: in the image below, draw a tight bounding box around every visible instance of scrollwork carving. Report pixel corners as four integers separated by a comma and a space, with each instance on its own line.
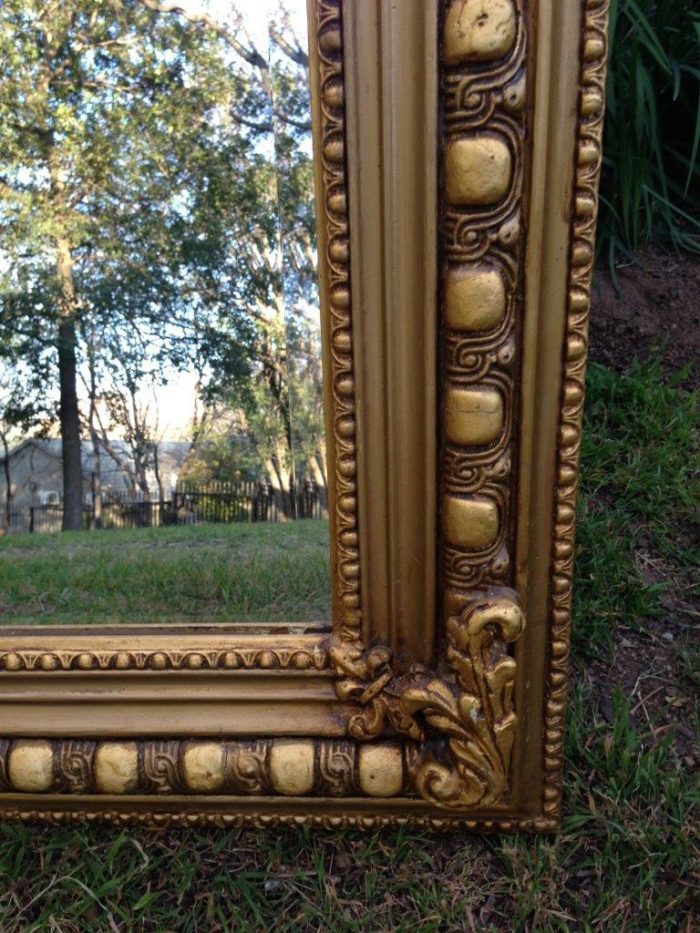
317, 740, 357, 797
331, 590, 525, 809
440, 0, 526, 617
142, 741, 185, 794
58, 741, 96, 794
225, 741, 271, 795
0, 1, 609, 832
0, 739, 12, 792
0, 737, 403, 801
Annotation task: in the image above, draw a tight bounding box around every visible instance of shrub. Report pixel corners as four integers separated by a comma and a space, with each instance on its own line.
598, 0, 700, 260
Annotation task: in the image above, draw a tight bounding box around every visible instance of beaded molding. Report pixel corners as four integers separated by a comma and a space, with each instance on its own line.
542, 0, 610, 820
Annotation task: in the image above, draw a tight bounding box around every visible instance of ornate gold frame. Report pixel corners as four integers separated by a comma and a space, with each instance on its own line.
0, 0, 609, 830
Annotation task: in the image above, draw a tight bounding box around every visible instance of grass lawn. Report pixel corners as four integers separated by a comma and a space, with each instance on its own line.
0, 358, 697, 931
0, 521, 331, 625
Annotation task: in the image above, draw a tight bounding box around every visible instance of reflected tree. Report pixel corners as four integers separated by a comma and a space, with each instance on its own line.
0, 0, 323, 529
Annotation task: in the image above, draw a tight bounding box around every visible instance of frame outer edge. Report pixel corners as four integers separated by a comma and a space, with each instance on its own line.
542, 0, 610, 820
513, 0, 583, 815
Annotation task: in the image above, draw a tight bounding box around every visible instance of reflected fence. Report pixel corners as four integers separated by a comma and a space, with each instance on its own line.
5, 478, 326, 534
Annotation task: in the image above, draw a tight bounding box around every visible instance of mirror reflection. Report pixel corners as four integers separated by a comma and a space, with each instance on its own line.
0, 0, 331, 625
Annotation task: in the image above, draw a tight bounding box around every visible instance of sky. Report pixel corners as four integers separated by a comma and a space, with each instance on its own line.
182, 0, 309, 55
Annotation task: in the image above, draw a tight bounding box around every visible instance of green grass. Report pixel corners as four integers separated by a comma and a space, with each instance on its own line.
574, 360, 699, 657
0, 360, 697, 931
0, 521, 331, 624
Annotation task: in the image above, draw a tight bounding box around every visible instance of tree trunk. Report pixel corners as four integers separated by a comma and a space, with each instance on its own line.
51, 136, 83, 533
308, 451, 328, 515
153, 442, 165, 527
264, 455, 290, 522
58, 313, 84, 531
274, 440, 294, 519
262, 340, 296, 519
86, 334, 103, 529
91, 466, 102, 529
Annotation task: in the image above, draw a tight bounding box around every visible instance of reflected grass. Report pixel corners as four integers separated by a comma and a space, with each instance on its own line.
0, 520, 331, 625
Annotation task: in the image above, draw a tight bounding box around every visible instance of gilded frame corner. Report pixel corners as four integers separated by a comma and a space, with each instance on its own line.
0, 0, 609, 831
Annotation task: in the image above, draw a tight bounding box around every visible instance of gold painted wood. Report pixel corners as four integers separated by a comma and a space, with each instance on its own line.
344, 0, 439, 666
329, 589, 524, 809
0, 629, 329, 673
0, 669, 344, 738
543, 0, 611, 822
308, 0, 362, 643
439, 0, 525, 624
0, 0, 610, 831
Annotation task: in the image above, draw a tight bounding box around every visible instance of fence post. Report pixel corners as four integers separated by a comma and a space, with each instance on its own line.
255, 477, 271, 522
301, 475, 318, 519
29, 506, 35, 534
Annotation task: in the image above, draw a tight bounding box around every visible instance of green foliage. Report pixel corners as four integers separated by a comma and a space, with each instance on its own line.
599, 0, 700, 259
555, 684, 697, 926
0, 1, 325, 504
0, 0, 263, 351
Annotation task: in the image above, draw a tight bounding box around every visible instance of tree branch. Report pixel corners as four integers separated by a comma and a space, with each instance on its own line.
137, 0, 268, 71
269, 24, 309, 69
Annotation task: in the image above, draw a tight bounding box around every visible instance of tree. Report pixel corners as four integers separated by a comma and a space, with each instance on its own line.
192, 4, 326, 514
0, 0, 272, 528
0, 0, 326, 528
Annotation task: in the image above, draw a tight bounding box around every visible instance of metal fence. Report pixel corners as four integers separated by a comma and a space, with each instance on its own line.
4, 477, 325, 534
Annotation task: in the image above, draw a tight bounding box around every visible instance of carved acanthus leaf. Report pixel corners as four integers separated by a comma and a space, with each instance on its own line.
329, 589, 525, 809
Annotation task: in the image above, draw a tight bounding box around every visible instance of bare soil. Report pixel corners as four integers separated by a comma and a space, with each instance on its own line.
589, 246, 700, 387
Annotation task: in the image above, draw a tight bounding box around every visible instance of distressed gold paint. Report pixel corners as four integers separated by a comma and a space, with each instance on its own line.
445, 265, 507, 331
442, 495, 499, 550
357, 743, 404, 797
444, 386, 504, 445
183, 743, 226, 793
95, 743, 139, 794
8, 741, 54, 792
0, 0, 611, 832
444, 0, 517, 64
445, 136, 512, 206
269, 740, 315, 795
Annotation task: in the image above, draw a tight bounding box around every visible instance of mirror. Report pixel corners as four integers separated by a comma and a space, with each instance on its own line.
0, 0, 330, 626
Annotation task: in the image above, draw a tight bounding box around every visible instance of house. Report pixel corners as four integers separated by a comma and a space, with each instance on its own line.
0, 438, 191, 511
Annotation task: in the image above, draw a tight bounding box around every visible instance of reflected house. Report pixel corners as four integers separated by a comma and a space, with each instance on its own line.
0, 439, 190, 517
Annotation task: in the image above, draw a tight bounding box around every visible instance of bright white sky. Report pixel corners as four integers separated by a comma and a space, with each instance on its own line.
183, 0, 309, 56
